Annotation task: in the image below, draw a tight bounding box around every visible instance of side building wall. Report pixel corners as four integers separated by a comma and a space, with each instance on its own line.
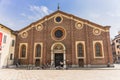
0, 25, 16, 68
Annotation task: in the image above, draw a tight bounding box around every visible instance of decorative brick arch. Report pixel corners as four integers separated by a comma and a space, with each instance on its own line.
51, 42, 66, 50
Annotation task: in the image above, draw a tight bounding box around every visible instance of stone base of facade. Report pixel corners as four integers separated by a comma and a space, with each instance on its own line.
71, 64, 114, 68
1, 64, 114, 69
85, 64, 114, 68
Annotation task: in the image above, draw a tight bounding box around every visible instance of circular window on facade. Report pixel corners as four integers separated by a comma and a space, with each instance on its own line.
36, 24, 43, 31
55, 30, 63, 38
52, 27, 66, 41
75, 22, 83, 29
93, 28, 101, 35
21, 31, 28, 38
54, 16, 63, 23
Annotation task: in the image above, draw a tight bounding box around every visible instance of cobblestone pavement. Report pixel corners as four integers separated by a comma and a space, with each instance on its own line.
0, 64, 120, 80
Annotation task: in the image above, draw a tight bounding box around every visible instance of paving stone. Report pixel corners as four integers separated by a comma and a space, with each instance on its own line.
0, 64, 120, 80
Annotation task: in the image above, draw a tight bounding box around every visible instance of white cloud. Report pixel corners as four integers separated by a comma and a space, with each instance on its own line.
30, 5, 50, 15
0, 4, 53, 30
21, 5, 53, 21
40, 6, 49, 14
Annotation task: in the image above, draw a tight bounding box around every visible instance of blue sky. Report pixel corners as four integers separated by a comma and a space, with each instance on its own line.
0, 0, 120, 38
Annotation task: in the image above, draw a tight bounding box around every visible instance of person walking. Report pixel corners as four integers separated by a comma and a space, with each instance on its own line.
60, 61, 64, 68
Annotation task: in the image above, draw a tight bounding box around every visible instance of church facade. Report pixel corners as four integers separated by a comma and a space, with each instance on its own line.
14, 10, 113, 67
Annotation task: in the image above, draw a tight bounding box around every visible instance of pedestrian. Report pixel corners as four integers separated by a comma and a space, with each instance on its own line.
60, 61, 64, 68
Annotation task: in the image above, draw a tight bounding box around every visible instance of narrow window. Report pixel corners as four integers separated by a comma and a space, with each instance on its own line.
21, 45, 26, 57
3, 35, 7, 43
10, 54, 13, 60
12, 40, 15, 47
118, 57, 120, 60
77, 43, 84, 57
117, 45, 120, 49
119, 39, 120, 43
35, 44, 41, 57
95, 43, 102, 57
116, 40, 118, 42
118, 51, 119, 54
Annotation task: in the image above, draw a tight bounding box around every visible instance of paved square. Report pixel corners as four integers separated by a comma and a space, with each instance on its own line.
0, 68, 120, 80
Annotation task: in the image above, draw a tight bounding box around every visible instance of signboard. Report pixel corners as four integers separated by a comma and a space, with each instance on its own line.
0, 32, 3, 50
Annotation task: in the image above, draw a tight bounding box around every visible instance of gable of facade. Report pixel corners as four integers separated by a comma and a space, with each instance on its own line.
15, 10, 113, 67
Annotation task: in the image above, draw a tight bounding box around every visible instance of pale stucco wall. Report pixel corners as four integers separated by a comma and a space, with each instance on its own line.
0, 26, 16, 68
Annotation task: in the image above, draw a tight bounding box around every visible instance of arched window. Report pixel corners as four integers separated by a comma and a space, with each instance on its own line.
77, 43, 84, 57
21, 45, 26, 57
35, 44, 41, 57
95, 43, 102, 57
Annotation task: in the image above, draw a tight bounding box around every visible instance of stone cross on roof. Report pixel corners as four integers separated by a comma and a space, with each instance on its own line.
57, 3, 60, 10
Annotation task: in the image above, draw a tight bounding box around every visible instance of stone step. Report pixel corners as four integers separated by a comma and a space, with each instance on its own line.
8, 65, 16, 68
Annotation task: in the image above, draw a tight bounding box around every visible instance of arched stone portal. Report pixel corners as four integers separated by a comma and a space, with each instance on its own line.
51, 42, 66, 67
